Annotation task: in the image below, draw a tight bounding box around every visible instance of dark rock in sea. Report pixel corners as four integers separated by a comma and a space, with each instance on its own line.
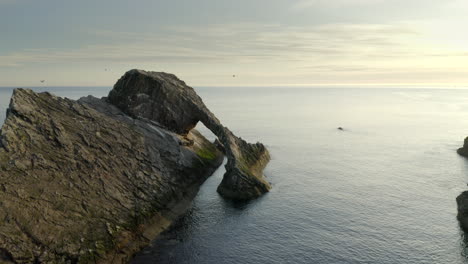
108, 69, 271, 200
338, 127, 344, 131
0, 88, 223, 263
457, 137, 468, 157
456, 139, 468, 232
457, 191, 468, 232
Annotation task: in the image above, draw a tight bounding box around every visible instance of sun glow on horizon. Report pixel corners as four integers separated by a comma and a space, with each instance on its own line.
1, 0, 468, 87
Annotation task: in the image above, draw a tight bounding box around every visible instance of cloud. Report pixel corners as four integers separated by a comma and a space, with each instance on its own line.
0, 23, 422, 66
1, 22, 468, 85
291, 0, 387, 10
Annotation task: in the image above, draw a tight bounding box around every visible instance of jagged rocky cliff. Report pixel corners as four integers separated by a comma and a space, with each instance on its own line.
457, 192, 468, 232
108, 69, 271, 200
458, 137, 468, 157
0, 88, 223, 263
0, 70, 271, 263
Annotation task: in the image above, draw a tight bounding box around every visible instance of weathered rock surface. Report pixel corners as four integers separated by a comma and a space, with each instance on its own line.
457, 139, 468, 232
0, 88, 223, 263
108, 69, 271, 200
457, 192, 468, 232
458, 137, 468, 157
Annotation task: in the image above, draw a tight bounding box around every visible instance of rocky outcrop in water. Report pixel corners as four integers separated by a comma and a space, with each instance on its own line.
457, 192, 468, 232
0, 69, 271, 262
458, 137, 468, 157
457, 139, 468, 231
108, 69, 271, 200
0, 88, 223, 263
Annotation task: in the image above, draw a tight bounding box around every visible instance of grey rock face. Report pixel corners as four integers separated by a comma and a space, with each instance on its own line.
108, 69, 272, 200
0, 89, 223, 263
458, 137, 468, 157
108, 70, 199, 135
457, 138, 468, 232
457, 191, 468, 232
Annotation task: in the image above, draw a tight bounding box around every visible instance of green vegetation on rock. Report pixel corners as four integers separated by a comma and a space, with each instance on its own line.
0, 88, 223, 263
196, 146, 217, 161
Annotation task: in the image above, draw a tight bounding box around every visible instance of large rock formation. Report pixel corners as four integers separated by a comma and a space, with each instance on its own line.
0, 69, 271, 262
457, 139, 468, 231
457, 192, 468, 232
0, 88, 223, 263
458, 137, 468, 157
108, 69, 271, 200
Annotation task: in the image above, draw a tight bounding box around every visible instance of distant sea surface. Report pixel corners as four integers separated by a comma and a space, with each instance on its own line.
2, 86, 468, 264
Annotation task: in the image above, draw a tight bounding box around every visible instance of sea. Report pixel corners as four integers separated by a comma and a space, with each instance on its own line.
1, 86, 468, 264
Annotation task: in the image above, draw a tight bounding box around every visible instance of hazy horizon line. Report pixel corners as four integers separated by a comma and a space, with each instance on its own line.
1, 84, 468, 89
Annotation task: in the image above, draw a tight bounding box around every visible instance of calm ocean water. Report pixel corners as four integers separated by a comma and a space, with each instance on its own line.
2, 87, 468, 263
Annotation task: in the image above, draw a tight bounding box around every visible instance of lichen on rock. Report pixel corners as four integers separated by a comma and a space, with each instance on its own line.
107, 69, 272, 200
0, 69, 271, 263
0, 88, 223, 263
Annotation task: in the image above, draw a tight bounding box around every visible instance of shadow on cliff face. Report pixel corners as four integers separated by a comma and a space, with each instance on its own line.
0, 70, 272, 263
0, 248, 15, 263
107, 69, 272, 201
195, 122, 262, 211
194, 122, 264, 209
131, 156, 264, 264
0, 88, 224, 263
194, 125, 267, 209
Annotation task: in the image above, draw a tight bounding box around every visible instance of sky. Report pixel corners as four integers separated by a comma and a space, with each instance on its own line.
1, 0, 468, 87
